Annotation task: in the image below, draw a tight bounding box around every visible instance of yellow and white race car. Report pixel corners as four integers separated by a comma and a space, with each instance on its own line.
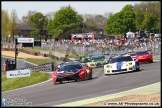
104, 55, 140, 75
86, 55, 106, 68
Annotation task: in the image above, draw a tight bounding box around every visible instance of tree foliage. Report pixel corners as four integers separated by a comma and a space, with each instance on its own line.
1, 10, 11, 37
104, 12, 114, 19
105, 4, 136, 35
133, 1, 161, 33
30, 30, 40, 37
134, 9, 144, 30
45, 12, 55, 21
10, 9, 19, 42
28, 12, 46, 30
3, 1, 160, 39
105, 2, 161, 35
28, 12, 47, 38
21, 10, 37, 22
47, 5, 83, 39
82, 14, 107, 33
142, 12, 158, 31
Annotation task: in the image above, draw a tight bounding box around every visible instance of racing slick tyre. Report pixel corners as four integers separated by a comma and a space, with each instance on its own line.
60, 81, 63, 84
150, 60, 153, 63
86, 72, 89, 80
89, 73, 92, 79
135, 66, 140, 71
53, 81, 56, 85
86, 72, 92, 80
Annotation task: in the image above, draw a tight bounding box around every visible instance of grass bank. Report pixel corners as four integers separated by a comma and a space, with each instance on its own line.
1, 72, 50, 92
21, 47, 87, 59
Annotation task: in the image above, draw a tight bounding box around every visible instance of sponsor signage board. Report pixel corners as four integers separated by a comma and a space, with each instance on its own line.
6, 69, 31, 78
18, 38, 34, 43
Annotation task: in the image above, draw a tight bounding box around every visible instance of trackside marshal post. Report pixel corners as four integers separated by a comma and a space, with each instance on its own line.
6, 69, 31, 78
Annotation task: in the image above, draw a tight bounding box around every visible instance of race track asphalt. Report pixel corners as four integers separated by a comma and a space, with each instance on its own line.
2, 61, 161, 106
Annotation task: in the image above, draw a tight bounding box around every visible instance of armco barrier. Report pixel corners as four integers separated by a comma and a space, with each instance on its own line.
18, 62, 54, 72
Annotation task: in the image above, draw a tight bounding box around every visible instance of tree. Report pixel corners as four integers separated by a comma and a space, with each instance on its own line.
94, 14, 107, 30
21, 10, 37, 22
83, 14, 98, 27
94, 14, 106, 23
105, 4, 136, 35
120, 4, 136, 32
1, 10, 11, 38
133, 1, 161, 33
155, 1, 161, 33
45, 12, 55, 21
28, 12, 46, 41
134, 9, 144, 30
104, 14, 117, 35
47, 5, 83, 39
10, 9, 19, 42
30, 30, 40, 40
82, 14, 107, 32
104, 12, 113, 19
142, 12, 158, 31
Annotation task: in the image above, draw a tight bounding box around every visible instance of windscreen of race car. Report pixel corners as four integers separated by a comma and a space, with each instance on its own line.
91, 55, 105, 61
58, 64, 82, 73
110, 56, 133, 63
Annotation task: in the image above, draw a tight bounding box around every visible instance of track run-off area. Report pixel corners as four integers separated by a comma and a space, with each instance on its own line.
2, 61, 160, 106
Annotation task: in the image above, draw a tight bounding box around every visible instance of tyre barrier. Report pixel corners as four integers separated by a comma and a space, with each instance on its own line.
15, 62, 54, 72
2, 48, 15, 51
60, 57, 64, 61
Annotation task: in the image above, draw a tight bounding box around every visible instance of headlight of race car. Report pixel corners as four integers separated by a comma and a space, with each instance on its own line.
107, 65, 112, 68
126, 62, 132, 66
87, 69, 90, 73
103, 60, 107, 63
90, 62, 94, 64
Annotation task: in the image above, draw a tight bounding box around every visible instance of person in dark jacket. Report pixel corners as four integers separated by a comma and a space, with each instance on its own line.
5, 59, 9, 71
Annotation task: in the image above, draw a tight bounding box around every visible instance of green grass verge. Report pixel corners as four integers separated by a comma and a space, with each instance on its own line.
57, 49, 77, 58
19, 47, 41, 53
1, 72, 50, 92
27, 58, 61, 66
20, 47, 87, 59
2, 55, 61, 66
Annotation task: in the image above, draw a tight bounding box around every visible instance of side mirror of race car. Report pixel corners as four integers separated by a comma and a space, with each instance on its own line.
133, 58, 136, 61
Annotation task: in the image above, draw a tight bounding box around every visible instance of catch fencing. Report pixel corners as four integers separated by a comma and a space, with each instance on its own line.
2, 38, 161, 60
1, 58, 27, 73
17, 58, 27, 69
41, 42, 102, 58
18, 62, 54, 72
41, 40, 161, 59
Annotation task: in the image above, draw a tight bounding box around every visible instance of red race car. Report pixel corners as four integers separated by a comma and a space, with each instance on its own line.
52, 61, 92, 85
130, 51, 153, 64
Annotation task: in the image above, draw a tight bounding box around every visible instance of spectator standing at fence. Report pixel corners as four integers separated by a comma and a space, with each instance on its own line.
5, 59, 9, 71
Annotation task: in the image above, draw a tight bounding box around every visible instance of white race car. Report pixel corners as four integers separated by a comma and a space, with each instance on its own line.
104, 55, 140, 75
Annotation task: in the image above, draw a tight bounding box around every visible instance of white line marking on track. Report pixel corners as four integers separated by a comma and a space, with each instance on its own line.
33, 88, 120, 106
2, 78, 52, 93
103, 69, 160, 77
33, 82, 160, 106
55, 82, 160, 106
2, 69, 160, 93
33, 69, 160, 106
